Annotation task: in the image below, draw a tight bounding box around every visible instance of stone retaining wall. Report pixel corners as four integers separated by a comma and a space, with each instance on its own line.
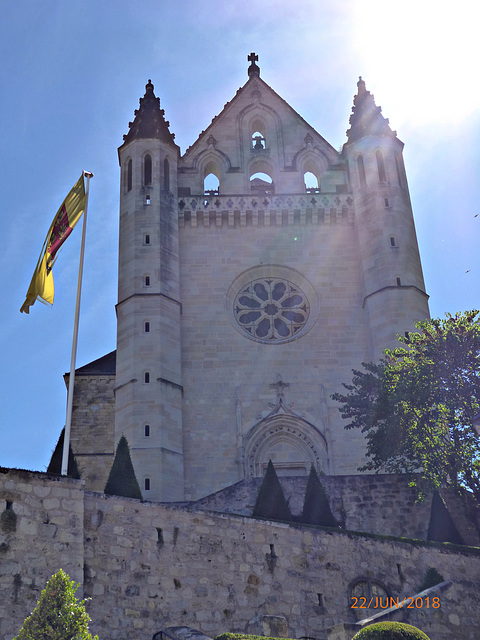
1, 468, 479, 640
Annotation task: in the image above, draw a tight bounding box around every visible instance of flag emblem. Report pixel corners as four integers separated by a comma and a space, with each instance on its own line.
20, 175, 86, 313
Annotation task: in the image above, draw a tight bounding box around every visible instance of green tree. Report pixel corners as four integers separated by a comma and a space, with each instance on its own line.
253, 459, 292, 522
332, 311, 480, 501
104, 435, 142, 499
302, 465, 338, 527
13, 569, 98, 640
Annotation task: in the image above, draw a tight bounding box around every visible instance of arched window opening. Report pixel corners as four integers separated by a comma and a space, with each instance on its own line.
144, 424, 150, 437
144, 321, 150, 333
127, 159, 133, 192
357, 155, 366, 187
144, 275, 151, 287
144, 371, 150, 384
250, 171, 273, 194
144, 154, 152, 185
395, 152, 406, 188
304, 171, 319, 193
144, 478, 150, 491
144, 233, 151, 245
164, 158, 170, 191
204, 172, 219, 195
376, 150, 386, 182
351, 579, 389, 608
252, 130, 266, 150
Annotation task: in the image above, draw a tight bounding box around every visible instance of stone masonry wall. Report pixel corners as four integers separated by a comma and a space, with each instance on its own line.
1, 469, 480, 640
0, 469, 84, 640
83, 493, 480, 640
192, 475, 480, 546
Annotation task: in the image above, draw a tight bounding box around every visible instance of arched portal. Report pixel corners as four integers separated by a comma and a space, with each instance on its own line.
244, 413, 328, 477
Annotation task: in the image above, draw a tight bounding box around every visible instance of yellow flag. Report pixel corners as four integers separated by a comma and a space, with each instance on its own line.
20, 175, 86, 314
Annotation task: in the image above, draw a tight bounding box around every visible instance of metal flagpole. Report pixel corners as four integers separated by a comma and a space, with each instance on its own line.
61, 171, 94, 476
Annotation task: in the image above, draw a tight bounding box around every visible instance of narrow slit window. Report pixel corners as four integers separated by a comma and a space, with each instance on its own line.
376, 150, 386, 182
145, 275, 151, 287
145, 194, 151, 205
145, 478, 150, 491
144, 424, 150, 437
396, 277, 402, 286
357, 155, 366, 187
384, 197, 390, 208
144, 321, 150, 333
144, 233, 151, 245
164, 158, 170, 191
390, 236, 396, 247
144, 371, 150, 384
127, 159, 133, 192
144, 154, 152, 185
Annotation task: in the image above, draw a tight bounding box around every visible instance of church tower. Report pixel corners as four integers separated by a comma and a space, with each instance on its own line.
343, 77, 429, 360
115, 80, 184, 501
67, 57, 430, 503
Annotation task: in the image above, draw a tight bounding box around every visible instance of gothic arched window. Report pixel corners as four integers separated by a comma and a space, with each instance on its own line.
144, 154, 152, 185
357, 155, 366, 187
376, 150, 386, 182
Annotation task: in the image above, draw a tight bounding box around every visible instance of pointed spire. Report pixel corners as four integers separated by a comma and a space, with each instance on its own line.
123, 79, 176, 145
247, 52, 260, 77
345, 76, 396, 143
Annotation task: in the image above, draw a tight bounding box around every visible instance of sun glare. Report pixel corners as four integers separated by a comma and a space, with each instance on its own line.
353, 0, 480, 126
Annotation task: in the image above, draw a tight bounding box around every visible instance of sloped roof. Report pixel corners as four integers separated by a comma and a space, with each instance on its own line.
73, 350, 116, 376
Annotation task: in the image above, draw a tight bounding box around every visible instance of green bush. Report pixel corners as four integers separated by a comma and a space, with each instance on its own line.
352, 621, 430, 639
13, 569, 99, 639
47, 428, 81, 478
104, 435, 142, 499
301, 464, 338, 527
216, 634, 291, 640
252, 460, 292, 522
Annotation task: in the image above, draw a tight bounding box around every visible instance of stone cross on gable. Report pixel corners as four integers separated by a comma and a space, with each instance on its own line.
247, 52, 260, 77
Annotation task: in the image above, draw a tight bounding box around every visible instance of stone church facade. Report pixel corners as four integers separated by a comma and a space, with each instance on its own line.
69, 54, 429, 502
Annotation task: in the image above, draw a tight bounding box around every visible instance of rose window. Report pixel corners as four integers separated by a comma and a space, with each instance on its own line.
234, 278, 310, 342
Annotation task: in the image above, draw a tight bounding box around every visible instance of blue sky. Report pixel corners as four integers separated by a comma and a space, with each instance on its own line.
1, 0, 479, 471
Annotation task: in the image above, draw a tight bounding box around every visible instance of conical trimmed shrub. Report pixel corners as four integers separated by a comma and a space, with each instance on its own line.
104, 435, 142, 499
427, 490, 463, 544
13, 569, 98, 640
253, 459, 292, 521
47, 428, 81, 479
302, 465, 338, 527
